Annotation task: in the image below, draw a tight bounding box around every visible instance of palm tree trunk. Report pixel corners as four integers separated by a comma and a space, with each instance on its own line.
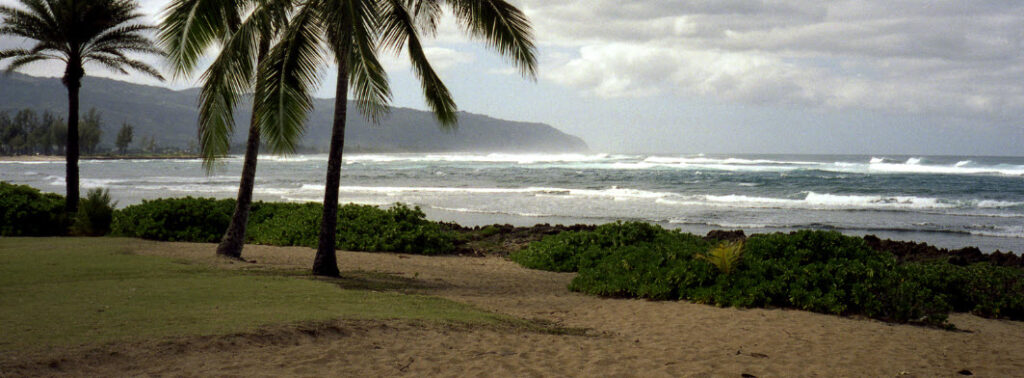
215, 40, 270, 259
216, 114, 261, 259
312, 62, 349, 277
62, 62, 84, 215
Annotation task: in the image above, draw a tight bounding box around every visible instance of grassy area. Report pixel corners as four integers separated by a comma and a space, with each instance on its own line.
0, 238, 503, 352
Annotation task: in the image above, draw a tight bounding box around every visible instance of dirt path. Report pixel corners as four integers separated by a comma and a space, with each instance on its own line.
6, 241, 1023, 377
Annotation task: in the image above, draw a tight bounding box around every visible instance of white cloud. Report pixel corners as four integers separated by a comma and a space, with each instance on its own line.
380, 47, 476, 73
517, 0, 1024, 120
5, 0, 1023, 122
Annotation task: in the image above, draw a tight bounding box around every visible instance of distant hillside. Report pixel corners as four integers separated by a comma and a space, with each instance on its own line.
0, 73, 588, 153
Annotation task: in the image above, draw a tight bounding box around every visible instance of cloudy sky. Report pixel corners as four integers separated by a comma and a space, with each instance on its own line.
2, 0, 1023, 155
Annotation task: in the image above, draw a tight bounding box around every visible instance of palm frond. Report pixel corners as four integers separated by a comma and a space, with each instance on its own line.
159, 0, 243, 77
380, 0, 455, 126
3, 53, 51, 73
410, 0, 441, 36
194, 10, 267, 169
446, 0, 537, 79
0, 4, 54, 42
343, 0, 391, 122
255, 1, 323, 154
0, 48, 33, 60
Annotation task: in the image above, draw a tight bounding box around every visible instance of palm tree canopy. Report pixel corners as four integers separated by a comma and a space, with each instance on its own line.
254, 0, 537, 133
159, 0, 295, 167
0, 0, 165, 82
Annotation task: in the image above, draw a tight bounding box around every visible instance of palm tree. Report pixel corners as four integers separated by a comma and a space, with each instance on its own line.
256, 0, 537, 276
0, 0, 164, 213
159, 0, 292, 259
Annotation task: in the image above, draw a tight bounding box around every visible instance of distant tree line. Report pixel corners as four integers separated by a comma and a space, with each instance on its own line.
0, 108, 149, 156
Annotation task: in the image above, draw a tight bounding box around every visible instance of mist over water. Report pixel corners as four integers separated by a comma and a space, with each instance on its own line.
2, 153, 1022, 253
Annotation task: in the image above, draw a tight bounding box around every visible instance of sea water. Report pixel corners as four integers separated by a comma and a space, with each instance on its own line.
1, 153, 1021, 253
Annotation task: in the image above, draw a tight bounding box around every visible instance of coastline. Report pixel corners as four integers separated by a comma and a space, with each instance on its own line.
0, 154, 199, 162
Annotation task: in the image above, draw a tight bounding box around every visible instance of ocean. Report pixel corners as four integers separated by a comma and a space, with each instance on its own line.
2, 153, 1022, 253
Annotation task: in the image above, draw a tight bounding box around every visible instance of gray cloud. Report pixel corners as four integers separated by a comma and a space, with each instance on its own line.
3, 0, 1023, 126
520, 0, 1024, 121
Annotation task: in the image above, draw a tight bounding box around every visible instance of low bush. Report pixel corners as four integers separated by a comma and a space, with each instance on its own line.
248, 202, 454, 254
71, 188, 116, 236
509, 221, 709, 272
247, 202, 322, 247
899, 261, 1024, 320
0, 181, 67, 236
522, 227, 1023, 327
111, 197, 235, 242
112, 197, 455, 254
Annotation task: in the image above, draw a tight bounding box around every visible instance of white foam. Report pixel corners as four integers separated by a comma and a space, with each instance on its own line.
655, 191, 1014, 212
343, 153, 616, 165
429, 206, 552, 218
968, 225, 1024, 239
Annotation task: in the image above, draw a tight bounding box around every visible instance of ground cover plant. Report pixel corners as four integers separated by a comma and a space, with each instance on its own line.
0, 238, 503, 352
112, 198, 454, 254
0, 181, 67, 236
509, 221, 710, 272
514, 224, 1024, 327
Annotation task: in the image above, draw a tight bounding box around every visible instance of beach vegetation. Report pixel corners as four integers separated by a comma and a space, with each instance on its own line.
520, 228, 1024, 327
0, 181, 67, 236
231, 0, 538, 277
112, 197, 235, 242
160, 0, 297, 261
509, 221, 710, 272
0, 0, 164, 213
698, 241, 744, 274
112, 197, 455, 254
71, 188, 116, 236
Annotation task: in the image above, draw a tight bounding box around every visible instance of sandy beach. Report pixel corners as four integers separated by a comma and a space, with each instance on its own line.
0, 155, 63, 162
0, 155, 198, 162
4, 240, 1021, 377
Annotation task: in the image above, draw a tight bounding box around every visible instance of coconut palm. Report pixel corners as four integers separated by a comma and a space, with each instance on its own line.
159, 0, 292, 259
0, 0, 164, 213
255, 0, 536, 276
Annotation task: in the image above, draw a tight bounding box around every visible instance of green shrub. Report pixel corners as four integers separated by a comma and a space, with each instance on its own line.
336, 203, 454, 255
569, 244, 716, 300
247, 202, 322, 247
71, 188, 116, 236
0, 181, 67, 236
248, 202, 455, 255
510, 221, 708, 272
542, 228, 1021, 327
899, 261, 1024, 320
112, 197, 455, 254
698, 241, 743, 275
111, 197, 235, 242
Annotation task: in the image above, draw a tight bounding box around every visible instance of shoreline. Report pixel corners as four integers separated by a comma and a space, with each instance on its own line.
0, 154, 200, 162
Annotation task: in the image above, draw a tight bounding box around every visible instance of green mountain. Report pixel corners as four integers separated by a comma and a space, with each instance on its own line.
0, 72, 588, 153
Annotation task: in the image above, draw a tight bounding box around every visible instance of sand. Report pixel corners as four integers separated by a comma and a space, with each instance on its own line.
0, 155, 63, 162
5, 240, 1023, 377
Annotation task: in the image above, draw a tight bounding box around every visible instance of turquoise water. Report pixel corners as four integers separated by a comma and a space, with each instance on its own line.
2, 153, 1021, 253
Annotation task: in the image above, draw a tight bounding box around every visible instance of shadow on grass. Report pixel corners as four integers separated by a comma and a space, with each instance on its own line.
318, 270, 440, 292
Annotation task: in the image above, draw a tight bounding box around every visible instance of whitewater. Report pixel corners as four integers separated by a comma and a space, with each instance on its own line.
2, 153, 1022, 253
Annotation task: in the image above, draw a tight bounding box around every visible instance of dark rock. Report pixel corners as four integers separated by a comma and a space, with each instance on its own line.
448, 223, 597, 256
705, 229, 746, 243
958, 369, 973, 375
863, 235, 1021, 269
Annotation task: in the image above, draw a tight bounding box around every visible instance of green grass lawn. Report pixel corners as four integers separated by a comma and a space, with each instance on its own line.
0, 237, 502, 352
